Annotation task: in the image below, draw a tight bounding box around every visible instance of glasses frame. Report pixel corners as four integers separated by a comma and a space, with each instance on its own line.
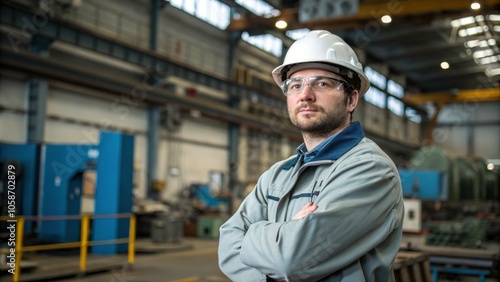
280, 76, 350, 96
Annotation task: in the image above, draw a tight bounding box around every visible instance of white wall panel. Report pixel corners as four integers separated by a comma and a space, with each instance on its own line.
180, 117, 228, 145
364, 103, 386, 136
407, 121, 421, 147
159, 118, 229, 200
0, 77, 27, 142
48, 87, 147, 132
474, 126, 500, 159
433, 126, 468, 155
437, 103, 499, 159
0, 77, 26, 109
387, 113, 405, 142
0, 112, 26, 142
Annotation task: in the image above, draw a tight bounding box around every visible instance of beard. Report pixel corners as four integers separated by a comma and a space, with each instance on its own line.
290, 100, 349, 137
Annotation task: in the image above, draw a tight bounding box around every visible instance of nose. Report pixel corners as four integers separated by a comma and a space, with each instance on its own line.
297, 83, 315, 101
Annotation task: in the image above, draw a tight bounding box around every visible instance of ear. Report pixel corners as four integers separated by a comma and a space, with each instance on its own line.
347, 90, 359, 113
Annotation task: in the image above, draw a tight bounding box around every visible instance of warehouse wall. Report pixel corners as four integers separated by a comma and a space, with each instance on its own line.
0, 0, 286, 203
436, 102, 500, 160
0, 76, 27, 142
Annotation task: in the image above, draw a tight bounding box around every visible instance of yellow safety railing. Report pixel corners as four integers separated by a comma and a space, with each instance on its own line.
0, 213, 136, 282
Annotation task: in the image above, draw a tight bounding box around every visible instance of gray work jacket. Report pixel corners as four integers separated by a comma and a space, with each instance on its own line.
218, 122, 404, 281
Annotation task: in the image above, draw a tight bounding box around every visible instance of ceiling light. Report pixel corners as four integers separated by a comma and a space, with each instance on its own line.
466, 39, 497, 48
440, 62, 450, 69
465, 39, 479, 47
275, 20, 287, 29
489, 14, 500, 21
459, 26, 486, 37
485, 68, 500, 77
478, 55, 499, 65
450, 16, 475, 27
487, 163, 495, 170
381, 15, 392, 24
471, 2, 481, 10
494, 25, 500, 32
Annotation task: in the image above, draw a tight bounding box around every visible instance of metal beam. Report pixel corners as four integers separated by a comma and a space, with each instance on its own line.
372, 40, 466, 61
0, 2, 283, 109
402, 88, 500, 104
227, 0, 500, 31
0, 45, 302, 139
416, 65, 492, 81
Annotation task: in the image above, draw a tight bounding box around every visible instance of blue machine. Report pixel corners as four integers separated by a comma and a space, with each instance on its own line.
191, 183, 230, 210
398, 169, 448, 201
0, 143, 40, 233
91, 132, 134, 254
36, 131, 134, 255
38, 143, 99, 243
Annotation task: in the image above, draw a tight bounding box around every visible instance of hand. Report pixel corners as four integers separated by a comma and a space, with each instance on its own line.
293, 202, 318, 220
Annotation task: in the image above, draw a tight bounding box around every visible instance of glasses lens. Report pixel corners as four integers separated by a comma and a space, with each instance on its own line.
281, 76, 348, 96
285, 78, 305, 95
310, 77, 342, 90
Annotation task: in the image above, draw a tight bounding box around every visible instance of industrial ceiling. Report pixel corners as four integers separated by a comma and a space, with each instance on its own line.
227, 0, 500, 105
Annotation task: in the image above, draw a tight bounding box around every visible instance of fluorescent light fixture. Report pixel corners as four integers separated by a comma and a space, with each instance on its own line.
488, 14, 500, 21
464, 39, 495, 48
286, 28, 311, 40
473, 49, 494, 58
478, 55, 500, 65
485, 68, 500, 77
459, 26, 487, 37
450, 16, 475, 27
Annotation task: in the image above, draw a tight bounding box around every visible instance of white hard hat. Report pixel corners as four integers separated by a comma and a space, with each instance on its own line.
272, 30, 370, 96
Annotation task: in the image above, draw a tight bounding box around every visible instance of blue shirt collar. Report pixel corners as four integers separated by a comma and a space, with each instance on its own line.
283, 121, 365, 169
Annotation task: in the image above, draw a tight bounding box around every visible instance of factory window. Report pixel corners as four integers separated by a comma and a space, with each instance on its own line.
364, 66, 387, 89
388, 96, 404, 116
405, 108, 422, 123
286, 28, 311, 40
235, 0, 280, 17
387, 80, 404, 98
242, 32, 282, 57
364, 87, 386, 109
169, 0, 230, 30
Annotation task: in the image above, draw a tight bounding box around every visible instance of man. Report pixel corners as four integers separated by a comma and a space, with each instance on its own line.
218, 30, 404, 281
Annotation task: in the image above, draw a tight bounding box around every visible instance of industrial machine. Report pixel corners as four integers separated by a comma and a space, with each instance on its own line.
0, 144, 40, 234
0, 131, 134, 255
409, 146, 499, 202
399, 146, 500, 280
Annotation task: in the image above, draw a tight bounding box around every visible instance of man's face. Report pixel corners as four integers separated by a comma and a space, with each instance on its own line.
286, 69, 358, 136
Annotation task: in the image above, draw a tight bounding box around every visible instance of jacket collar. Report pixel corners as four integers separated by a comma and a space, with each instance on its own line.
283, 121, 365, 170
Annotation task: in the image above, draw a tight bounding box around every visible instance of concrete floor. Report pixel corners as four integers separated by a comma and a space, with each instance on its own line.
2, 237, 230, 282
3, 235, 498, 282
71, 237, 229, 282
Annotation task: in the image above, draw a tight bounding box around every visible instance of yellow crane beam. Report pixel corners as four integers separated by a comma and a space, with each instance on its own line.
402, 88, 500, 104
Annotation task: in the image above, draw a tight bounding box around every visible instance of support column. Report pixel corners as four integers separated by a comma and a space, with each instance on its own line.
150, 0, 159, 51
26, 35, 52, 143
147, 106, 160, 200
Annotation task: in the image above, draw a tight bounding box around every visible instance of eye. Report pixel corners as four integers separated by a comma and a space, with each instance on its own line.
288, 80, 303, 90
313, 78, 334, 89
